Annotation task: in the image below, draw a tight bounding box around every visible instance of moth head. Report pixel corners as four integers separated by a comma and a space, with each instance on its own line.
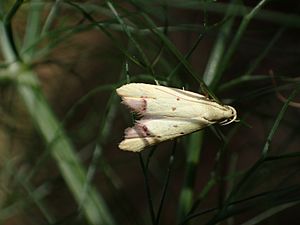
219, 105, 237, 126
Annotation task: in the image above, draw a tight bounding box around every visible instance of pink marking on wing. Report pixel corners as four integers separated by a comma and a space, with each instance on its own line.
124, 121, 150, 138
122, 97, 147, 113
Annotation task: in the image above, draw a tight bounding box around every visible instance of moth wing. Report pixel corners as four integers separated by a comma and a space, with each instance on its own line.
116, 83, 206, 101
135, 97, 230, 119
119, 117, 210, 152
117, 83, 234, 122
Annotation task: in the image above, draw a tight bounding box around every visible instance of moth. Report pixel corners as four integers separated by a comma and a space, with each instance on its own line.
116, 83, 237, 152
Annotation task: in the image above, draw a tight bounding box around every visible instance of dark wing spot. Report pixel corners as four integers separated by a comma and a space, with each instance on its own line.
142, 98, 147, 111
173, 125, 178, 128
176, 97, 180, 101
142, 125, 151, 136
172, 107, 176, 111
140, 95, 157, 99
180, 132, 185, 135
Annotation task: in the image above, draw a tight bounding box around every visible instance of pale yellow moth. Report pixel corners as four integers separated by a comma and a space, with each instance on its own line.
117, 83, 237, 152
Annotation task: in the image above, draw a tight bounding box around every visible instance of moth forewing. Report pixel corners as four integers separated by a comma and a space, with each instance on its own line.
117, 83, 237, 152
119, 117, 211, 152
116, 83, 206, 101
121, 96, 231, 119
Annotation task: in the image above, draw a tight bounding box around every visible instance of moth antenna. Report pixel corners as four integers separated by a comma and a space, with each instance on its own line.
220, 106, 238, 126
